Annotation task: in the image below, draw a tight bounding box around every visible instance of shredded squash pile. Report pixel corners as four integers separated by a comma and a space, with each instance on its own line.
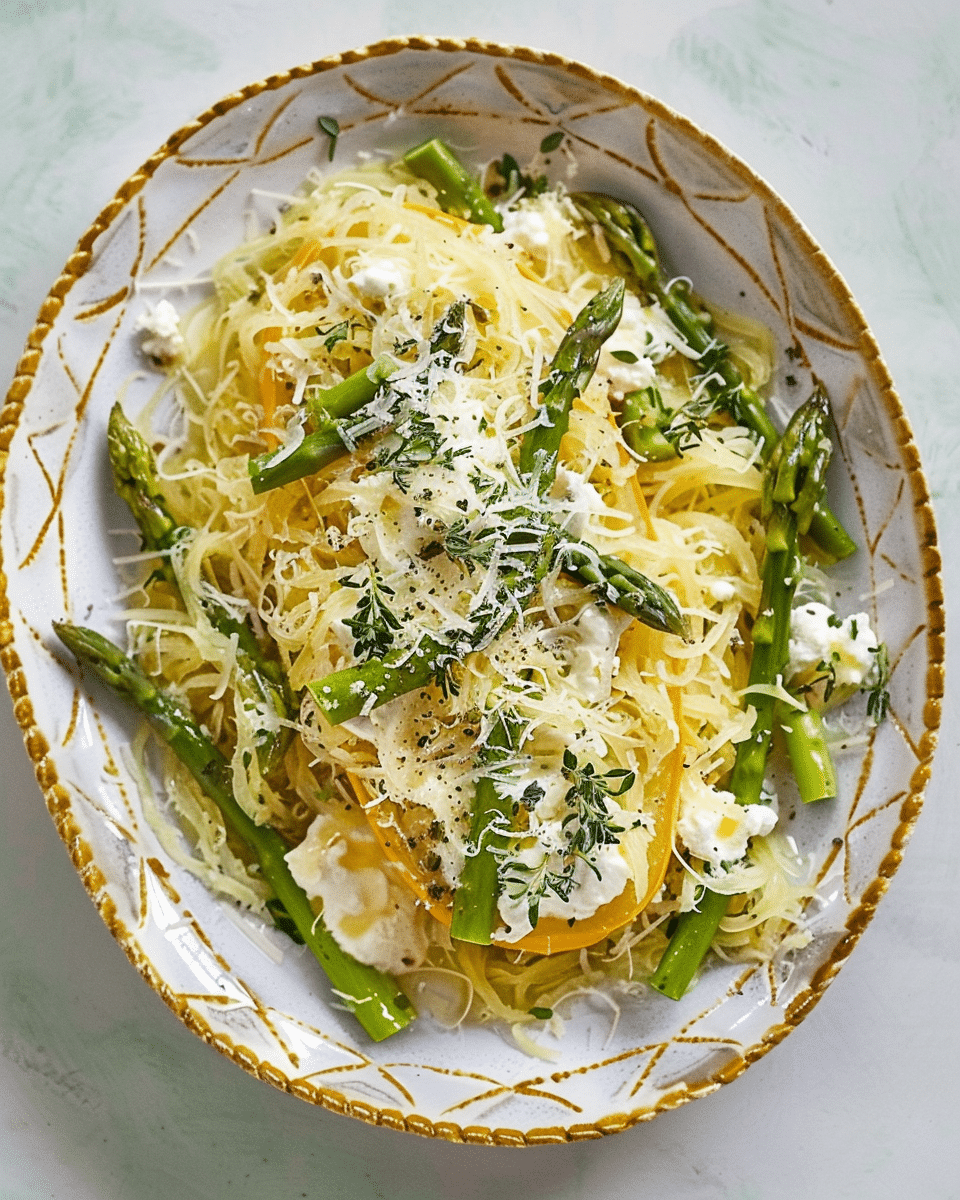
124, 151, 824, 1037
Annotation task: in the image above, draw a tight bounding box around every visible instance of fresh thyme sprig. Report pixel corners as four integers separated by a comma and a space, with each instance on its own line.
373, 408, 470, 487
341, 566, 402, 659
560, 748, 636, 860
866, 643, 891, 723
441, 518, 501, 571
497, 750, 638, 928
632, 341, 731, 456
501, 853, 578, 927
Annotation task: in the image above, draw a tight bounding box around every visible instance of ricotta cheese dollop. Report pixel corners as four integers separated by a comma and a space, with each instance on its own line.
285, 811, 429, 976
787, 601, 880, 695
677, 776, 777, 870
349, 253, 412, 300
494, 776, 633, 945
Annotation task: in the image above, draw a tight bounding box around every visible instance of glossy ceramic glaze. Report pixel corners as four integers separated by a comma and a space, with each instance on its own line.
0, 37, 943, 1143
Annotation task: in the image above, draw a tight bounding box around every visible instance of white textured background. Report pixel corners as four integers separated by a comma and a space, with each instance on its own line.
1, 3, 956, 1197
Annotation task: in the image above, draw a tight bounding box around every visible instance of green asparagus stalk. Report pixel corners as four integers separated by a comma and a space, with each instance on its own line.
249, 304, 466, 494
307, 631, 448, 725
618, 386, 681, 462
725, 383, 838, 806
648, 886, 730, 999
560, 541, 689, 640
571, 193, 856, 562
780, 700, 838, 804
403, 137, 504, 231
108, 403, 294, 778
53, 623, 414, 1040
513, 280, 690, 637
650, 389, 834, 1000
449, 711, 519, 944
250, 358, 395, 494
305, 353, 396, 424
518, 278, 625, 493
249, 422, 350, 494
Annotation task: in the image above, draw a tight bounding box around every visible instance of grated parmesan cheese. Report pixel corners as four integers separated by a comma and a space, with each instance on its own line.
121, 151, 854, 1033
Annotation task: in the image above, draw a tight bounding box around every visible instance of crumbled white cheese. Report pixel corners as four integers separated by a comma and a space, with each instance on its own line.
595, 292, 658, 399
562, 603, 624, 705
552, 467, 611, 540
500, 205, 551, 253
497, 191, 577, 259
677, 776, 777, 869
134, 299, 184, 365
349, 254, 411, 300
285, 812, 428, 975
787, 601, 880, 694
708, 579, 737, 602
593, 290, 703, 401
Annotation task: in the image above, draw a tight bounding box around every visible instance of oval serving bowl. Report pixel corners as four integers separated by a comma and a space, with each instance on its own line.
0, 37, 944, 1143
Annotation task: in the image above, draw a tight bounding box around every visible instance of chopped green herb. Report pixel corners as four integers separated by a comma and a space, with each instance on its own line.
318, 115, 340, 161
540, 131, 564, 154
318, 320, 349, 351
866, 643, 891, 722
560, 749, 636, 864
342, 566, 402, 659
490, 153, 549, 201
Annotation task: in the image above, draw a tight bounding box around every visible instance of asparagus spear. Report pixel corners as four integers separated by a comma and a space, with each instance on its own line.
308, 631, 448, 725
559, 541, 689, 639
53, 623, 414, 1040
518, 277, 625, 491
249, 304, 466, 494
571, 193, 857, 562
649, 388, 836, 1000
249, 422, 349, 494
780, 700, 838, 804
248, 353, 401, 493
108, 403, 294, 778
304, 353, 396, 424
449, 710, 519, 944
618, 386, 682, 462
403, 137, 504, 232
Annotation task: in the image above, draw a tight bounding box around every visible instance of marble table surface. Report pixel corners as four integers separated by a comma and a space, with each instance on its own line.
1, 2, 956, 1197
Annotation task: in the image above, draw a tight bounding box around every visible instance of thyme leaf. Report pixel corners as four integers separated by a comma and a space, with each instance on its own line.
560, 749, 636, 862
318, 115, 340, 161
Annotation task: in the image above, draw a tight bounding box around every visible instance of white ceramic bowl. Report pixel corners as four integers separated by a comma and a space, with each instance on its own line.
0, 37, 943, 1144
